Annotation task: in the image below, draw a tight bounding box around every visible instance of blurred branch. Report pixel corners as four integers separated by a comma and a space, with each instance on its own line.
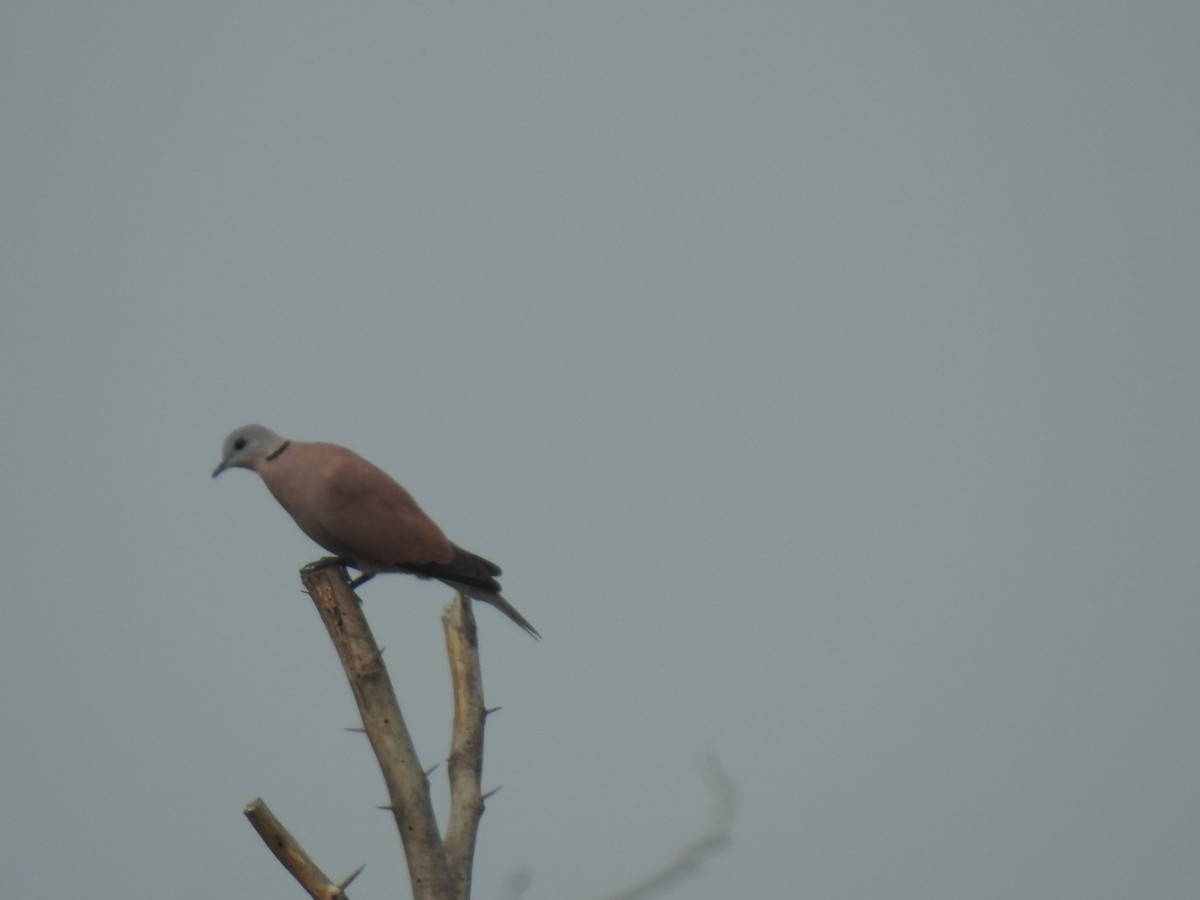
442, 593, 488, 900
244, 797, 364, 899
300, 562, 455, 900
592, 760, 738, 900
497, 869, 534, 900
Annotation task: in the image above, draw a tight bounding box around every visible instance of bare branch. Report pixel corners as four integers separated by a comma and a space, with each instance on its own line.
592, 760, 739, 900
442, 593, 488, 900
300, 563, 454, 900
244, 797, 357, 900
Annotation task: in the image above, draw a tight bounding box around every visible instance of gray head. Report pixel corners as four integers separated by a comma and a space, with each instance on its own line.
212, 424, 287, 478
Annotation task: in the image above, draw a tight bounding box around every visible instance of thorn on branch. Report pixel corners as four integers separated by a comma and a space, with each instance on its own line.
336, 863, 366, 891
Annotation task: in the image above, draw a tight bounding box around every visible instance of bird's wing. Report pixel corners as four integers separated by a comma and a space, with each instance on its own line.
308, 447, 454, 567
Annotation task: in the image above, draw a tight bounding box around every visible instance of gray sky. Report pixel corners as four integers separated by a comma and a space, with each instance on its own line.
2, 4, 1198, 898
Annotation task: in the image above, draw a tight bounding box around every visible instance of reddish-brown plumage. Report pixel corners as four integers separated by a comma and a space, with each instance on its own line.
256, 440, 455, 572
213, 425, 538, 637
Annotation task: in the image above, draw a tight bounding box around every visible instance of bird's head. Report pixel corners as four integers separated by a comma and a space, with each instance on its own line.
212, 424, 286, 478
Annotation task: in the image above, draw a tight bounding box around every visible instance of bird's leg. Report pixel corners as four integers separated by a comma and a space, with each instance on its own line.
302, 557, 372, 590
348, 572, 376, 589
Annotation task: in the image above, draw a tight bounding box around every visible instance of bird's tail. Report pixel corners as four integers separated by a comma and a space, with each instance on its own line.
440, 579, 541, 639
402, 545, 540, 638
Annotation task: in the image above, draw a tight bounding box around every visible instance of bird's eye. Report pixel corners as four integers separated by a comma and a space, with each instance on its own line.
233, 437, 247, 451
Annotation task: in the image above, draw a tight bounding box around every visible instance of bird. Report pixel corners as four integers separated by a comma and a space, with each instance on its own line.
212, 424, 539, 637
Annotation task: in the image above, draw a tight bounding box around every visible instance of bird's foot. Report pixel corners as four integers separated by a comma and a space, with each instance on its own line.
302, 556, 354, 574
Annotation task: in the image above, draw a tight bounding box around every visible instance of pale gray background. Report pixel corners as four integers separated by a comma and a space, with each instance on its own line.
2, 4, 1198, 899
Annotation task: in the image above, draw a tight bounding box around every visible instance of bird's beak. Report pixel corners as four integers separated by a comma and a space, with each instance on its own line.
212, 461, 227, 478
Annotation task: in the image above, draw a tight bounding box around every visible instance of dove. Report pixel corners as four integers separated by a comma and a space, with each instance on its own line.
213, 424, 538, 637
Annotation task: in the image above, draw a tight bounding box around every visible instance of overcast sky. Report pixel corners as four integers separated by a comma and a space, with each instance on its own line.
2, 4, 1198, 899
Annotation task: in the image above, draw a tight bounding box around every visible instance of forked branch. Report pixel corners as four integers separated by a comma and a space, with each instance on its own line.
300, 562, 454, 900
